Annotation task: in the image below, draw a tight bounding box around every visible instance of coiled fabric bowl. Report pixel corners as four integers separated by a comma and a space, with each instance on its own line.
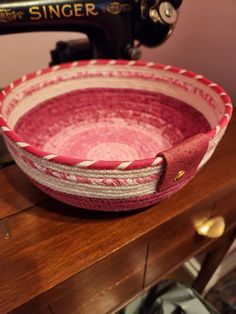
0, 60, 233, 211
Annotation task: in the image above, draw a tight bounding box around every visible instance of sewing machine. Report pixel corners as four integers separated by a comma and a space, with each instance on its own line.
0, 0, 182, 62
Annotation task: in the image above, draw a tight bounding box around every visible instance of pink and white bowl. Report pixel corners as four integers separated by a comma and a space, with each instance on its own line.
0, 60, 233, 211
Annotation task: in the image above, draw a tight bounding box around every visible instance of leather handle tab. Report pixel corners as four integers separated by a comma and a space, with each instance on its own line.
157, 133, 209, 192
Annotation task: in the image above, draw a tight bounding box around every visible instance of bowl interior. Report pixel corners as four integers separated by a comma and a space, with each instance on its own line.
14, 88, 210, 161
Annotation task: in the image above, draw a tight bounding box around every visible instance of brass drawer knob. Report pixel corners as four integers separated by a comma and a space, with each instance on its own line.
196, 216, 225, 238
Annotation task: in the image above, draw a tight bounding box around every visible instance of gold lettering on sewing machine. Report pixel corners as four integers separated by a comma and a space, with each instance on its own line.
104, 2, 132, 14
29, 3, 98, 20
0, 9, 24, 23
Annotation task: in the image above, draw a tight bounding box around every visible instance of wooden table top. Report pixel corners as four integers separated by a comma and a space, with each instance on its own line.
0, 113, 236, 313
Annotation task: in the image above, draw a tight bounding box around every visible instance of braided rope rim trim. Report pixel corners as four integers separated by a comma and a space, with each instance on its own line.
0, 59, 233, 170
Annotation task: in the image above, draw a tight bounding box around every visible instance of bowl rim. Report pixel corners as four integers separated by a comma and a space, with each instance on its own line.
0, 59, 233, 170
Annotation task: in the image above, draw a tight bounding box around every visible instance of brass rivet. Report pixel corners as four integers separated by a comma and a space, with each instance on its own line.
173, 170, 185, 182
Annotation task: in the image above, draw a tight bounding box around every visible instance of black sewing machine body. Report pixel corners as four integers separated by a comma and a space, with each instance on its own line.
0, 0, 182, 59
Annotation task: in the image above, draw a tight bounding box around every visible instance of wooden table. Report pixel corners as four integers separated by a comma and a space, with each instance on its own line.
0, 114, 236, 314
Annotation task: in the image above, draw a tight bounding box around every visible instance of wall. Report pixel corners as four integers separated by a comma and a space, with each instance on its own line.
0, 0, 235, 102
142, 0, 236, 103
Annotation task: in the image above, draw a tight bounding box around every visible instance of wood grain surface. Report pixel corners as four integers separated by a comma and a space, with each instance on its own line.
0, 113, 235, 313
0, 166, 47, 220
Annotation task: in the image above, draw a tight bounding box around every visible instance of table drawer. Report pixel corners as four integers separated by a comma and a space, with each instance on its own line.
144, 189, 236, 287
11, 239, 146, 314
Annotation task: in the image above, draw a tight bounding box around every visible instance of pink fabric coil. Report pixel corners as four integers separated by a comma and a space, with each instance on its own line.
0, 60, 233, 211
